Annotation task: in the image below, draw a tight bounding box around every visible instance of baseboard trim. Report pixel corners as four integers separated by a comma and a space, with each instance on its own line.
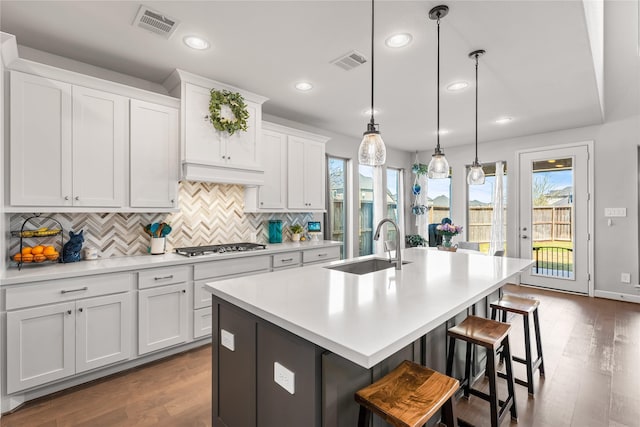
594, 290, 640, 304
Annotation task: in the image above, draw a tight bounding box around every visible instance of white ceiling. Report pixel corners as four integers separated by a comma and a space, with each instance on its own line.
0, 0, 603, 152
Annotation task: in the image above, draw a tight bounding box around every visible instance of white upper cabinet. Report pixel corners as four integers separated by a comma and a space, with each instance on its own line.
7, 65, 180, 212
130, 99, 179, 208
244, 121, 329, 213
254, 127, 288, 210
10, 72, 126, 207
71, 85, 127, 207
288, 136, 327, 211
10, 71, 73, 206
163, 69, 268, 185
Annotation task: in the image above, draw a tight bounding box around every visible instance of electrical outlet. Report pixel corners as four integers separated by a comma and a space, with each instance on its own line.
221, 329, 235, 351
249, 231, 257, 243
274, 362, 295, 394
621, 273, 631, 283
604, 208, 627, 217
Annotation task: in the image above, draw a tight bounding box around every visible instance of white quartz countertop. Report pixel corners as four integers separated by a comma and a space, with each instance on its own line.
205, 248, 533, 369
1, 241, 342, 285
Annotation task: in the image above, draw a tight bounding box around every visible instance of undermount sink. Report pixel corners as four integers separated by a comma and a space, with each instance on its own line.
325, 258, 411, 275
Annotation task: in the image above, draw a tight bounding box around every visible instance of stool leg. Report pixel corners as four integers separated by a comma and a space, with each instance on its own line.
502, 338, 518, 421
441, 396, 459, 427
523, 313, 535, 395
490, 306, 497, 320
485, 349, 499, 427
357, 405, 371, 427
446, 336, 456, 377
533, 308, 545, 377
464, 341, 472, 399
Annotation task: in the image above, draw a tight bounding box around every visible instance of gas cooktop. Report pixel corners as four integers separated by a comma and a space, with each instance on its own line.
174, 243, 267, 257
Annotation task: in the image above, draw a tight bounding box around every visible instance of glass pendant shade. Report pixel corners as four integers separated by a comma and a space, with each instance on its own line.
358, 129, 386, 166
467, 162, 485, 185
428, 150, 449, 179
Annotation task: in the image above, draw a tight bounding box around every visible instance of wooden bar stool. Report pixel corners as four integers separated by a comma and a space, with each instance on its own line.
446, 315, 517, 427
354, 360, 460, 427
490, 293, 545, 395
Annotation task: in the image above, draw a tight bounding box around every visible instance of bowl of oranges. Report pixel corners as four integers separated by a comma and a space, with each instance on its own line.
13, 245, 60, 264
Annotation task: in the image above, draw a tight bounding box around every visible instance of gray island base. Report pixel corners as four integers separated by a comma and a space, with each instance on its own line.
205, 248, 533, 427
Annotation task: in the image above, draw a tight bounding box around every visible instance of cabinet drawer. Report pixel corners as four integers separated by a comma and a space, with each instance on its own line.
138, 265, 189, 289
194, 307, 212, 339
194, 255, 270, 280
6, 273, 132, 311
194, 281, 213, 309
302, 246, 341, 264
272, 252, 301, 269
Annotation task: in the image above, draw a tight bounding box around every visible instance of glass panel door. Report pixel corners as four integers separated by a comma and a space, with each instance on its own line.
519, 146, 589, 294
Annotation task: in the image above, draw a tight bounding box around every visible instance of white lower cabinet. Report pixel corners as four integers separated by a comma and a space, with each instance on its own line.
138, 283, 188, 355
137, 267, 190, 355
6, 292, 131, 394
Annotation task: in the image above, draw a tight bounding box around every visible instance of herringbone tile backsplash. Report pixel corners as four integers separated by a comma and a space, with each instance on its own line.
9, 182, 314, 258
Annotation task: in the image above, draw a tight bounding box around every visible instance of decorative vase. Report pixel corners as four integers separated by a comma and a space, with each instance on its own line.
442, 235, 452, 248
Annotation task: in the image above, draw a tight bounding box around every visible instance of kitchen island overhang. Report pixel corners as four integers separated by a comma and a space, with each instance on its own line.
205, 248, 533, 427
206, 248, 533, 369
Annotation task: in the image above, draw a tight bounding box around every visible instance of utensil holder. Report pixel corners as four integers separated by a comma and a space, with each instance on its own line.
150, 237, 166, 255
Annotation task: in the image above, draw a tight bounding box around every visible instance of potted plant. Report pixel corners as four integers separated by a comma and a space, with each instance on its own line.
405, 234, 427, 248
289, 224, 304, 242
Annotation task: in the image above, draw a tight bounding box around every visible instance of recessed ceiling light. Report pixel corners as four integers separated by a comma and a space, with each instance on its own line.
438, 129, 449, 135
548, 159, 556, 163
363, 108, 380, 116
183, 35, 210, 50
295, 82, 313, 91
495, 117, 513, 124
555, 164, 564, 168
446, 81, 468, 91
385, 33, 413, 48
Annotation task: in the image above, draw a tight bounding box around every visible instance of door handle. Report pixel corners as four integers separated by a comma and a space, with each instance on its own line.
521, 235, 528, 239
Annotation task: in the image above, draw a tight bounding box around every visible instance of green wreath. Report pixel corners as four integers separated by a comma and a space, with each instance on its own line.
207, 89, 249, 135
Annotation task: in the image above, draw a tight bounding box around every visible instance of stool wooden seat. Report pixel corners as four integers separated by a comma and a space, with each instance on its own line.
355, 360, 460, 427
491, 292, 545, 396
447, 316, 517, 427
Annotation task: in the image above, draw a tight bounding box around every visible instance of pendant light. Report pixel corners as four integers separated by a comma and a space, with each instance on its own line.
427, 5, 449, 179
358, 0, 386, 166
467, 49, 486, 185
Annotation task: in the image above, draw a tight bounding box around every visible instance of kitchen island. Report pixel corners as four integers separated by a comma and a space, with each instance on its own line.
205, 248, 533, 427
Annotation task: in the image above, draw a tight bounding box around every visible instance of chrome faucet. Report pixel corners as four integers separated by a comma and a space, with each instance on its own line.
373, 218, 402, 270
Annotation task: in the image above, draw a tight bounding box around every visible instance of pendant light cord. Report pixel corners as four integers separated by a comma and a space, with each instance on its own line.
474, 53, 479, 164
436, 13, 441, 151
370, 0, 375, 126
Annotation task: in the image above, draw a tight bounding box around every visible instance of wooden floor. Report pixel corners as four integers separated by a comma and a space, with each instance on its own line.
2, 284, 639, 427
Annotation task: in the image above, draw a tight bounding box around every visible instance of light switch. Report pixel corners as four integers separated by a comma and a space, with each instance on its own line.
274, 362, 295, 394
604, 208, 627, 217
221, 329, 235, 351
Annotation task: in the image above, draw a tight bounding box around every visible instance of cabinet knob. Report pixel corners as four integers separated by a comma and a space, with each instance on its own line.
222, 155, 226, 159
227, 157, 231, 161
65, 196, 70, 201
260, 202, 264, 205
182, 289, 186, 293
171, 199, 175, 204
79, 307, 83, 313
75, 196, 79, 201
66, 310, 72, 315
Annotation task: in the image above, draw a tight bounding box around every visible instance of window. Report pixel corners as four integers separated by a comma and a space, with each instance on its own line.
359, 165, 375, 256
386, 168, 403, 243
326, 156, 347, 259
466, 162, 507, 254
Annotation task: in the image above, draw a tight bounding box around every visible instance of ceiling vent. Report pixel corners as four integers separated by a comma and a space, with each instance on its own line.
331, 50, 367, 71
133, 5, 180, 39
